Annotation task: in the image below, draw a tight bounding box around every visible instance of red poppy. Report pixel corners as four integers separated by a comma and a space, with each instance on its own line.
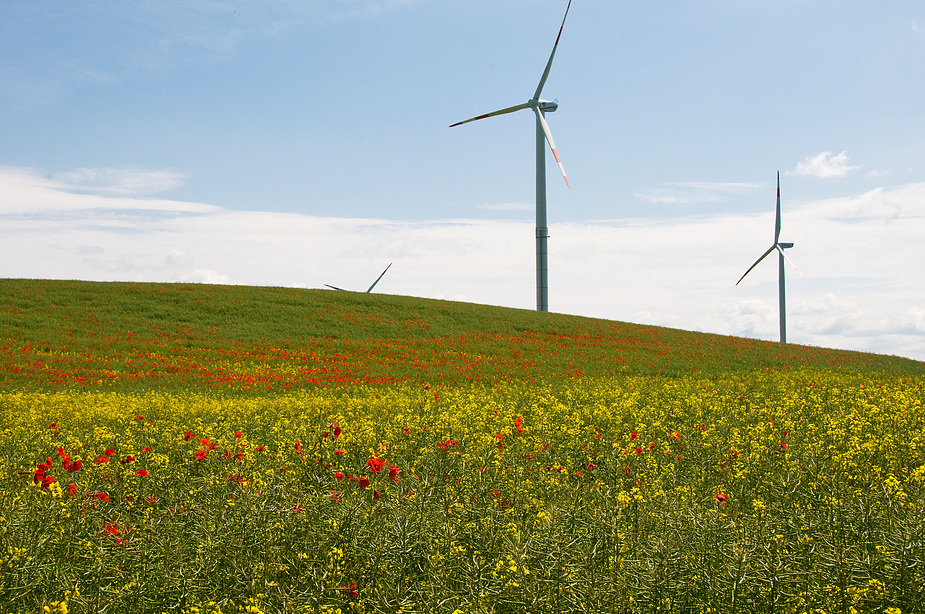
134, 415, 144, 420
120, 455, 135, 465
234, 431, 243, 438
292, 505, 304, 514
359, 477, 371, 489
140, 447, 151, 454
104, 448, 115, 456
388, 467, 400, 482
183, 431, 196, 441
67, 483, 78, 497
634, 447, 644, 454
144, 495, 159, 504
341, 583, 359, 598
294, 441, 303, 453
95, 455, 109, 464
134, 469, 149, 477
715, 493, 728, 505
101, 522, 119, 536
374, 490, 381, 501
335, 449, 345, 456
334, 471, 345, 481
93, 492, 110, 502
366, 458, 386, 473
515, 416, 524, 434
630, 431, 638, 440
195, 450, 208, 461
254, 445, 265, 452
48, 422, 57, 429
332, 423, 341, 438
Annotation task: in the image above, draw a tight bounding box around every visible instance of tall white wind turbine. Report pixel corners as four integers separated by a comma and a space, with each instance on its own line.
451, 0, 573, 312
735, 173, 802, 343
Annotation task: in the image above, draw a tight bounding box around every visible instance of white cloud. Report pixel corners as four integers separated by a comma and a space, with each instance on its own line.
51, 167, 186, 196
792, 151, 861, 178
634, 181, 764, 205
1, 166, 923, 361
0, 167, 214, 215
913, 18, 924, 34
477, 202, 532, 212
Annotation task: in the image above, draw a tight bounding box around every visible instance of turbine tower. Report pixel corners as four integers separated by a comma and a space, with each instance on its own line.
451, 1, 572, 312
736, 173, 800, 343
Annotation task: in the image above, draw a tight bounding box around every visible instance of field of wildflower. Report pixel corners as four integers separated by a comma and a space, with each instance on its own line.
2, 279, 924, 614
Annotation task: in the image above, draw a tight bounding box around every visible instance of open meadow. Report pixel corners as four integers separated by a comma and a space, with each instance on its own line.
1, 279, 924, 614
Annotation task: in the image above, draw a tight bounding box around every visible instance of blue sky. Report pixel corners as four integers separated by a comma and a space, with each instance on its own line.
2, 1, 924, 360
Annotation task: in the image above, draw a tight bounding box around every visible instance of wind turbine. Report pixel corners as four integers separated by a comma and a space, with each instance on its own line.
325, 263, 392, 293
451, 0, 573, 313
735, 173, 802, 343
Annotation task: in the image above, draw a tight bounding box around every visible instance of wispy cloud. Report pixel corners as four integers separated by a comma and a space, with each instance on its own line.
51, 167, 186, 196
634, 181, 764, 205
477, 202, 532, 212
0, 166, 212, 215
913, 18, 924, 34
791, 151, 861, 178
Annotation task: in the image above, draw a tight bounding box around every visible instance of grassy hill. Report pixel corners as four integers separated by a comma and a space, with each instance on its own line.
1, 278, 921, 394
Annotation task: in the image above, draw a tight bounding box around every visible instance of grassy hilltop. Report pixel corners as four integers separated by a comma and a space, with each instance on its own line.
1, 279, 924, 614
1, 278, 921, 393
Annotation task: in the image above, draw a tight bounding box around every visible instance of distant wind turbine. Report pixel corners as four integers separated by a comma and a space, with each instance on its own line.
325, 263, 392, 293
451, 0, 573, 313
735, 173, 802, 343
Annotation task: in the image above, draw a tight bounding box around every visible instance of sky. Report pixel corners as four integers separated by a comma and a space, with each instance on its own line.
1, 1, 924, 361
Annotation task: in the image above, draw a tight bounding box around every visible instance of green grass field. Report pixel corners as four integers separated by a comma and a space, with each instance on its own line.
1, 279, 923, 613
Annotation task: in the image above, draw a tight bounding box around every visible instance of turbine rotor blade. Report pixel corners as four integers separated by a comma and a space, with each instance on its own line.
450, 102, 531, 128
533, 0, 573, 100
776, 245, 805, 278
325, 284, 346, 291
534, 107, 571, 189
774, 171, 782, 244
735, 244, 776, 286
366, 263, 392, 293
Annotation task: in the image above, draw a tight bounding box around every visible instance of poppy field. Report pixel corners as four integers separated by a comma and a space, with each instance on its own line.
2, 279, 924, 613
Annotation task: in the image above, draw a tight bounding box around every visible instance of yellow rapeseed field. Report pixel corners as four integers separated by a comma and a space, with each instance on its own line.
2, 371, 923, 613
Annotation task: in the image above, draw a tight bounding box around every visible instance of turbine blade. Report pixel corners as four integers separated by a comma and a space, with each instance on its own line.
450, 102, 531, 128
533, 0, 573, 100
735, 244, 776, 286
366, 263, 392, 293
774, 171, 782, 244
776, 245, 805, 278
534, 107, 571, 189
325, 284, 346, 291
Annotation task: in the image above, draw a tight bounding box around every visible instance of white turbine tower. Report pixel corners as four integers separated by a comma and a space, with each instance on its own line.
736, 173, 802, 343
451, 0, 572, 313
